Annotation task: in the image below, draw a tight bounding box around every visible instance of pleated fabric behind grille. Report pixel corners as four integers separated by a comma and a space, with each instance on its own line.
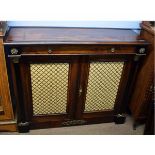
85, 62, 124, 112
30, 63, 69, 115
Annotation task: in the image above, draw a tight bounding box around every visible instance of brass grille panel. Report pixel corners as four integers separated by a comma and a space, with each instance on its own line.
30, 63, 69, 115
85, 62, 124, 112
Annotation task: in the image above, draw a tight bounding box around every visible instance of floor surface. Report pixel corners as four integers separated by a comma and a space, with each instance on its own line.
0, 115, 144, 135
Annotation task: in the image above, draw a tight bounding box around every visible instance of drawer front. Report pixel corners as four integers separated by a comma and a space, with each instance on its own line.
7, 45, 138, 55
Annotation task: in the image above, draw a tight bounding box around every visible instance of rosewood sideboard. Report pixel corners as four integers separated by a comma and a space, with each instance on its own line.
3, 27, 149, 132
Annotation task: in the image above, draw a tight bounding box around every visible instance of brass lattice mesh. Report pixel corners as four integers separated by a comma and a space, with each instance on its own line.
85, 62, 124, 112
30, 63, 69, 115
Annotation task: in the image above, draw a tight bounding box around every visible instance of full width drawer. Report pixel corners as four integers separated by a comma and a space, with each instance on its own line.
7, 45, 138, 55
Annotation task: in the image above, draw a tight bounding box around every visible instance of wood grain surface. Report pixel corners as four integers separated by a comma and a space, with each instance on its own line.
5, 27, 148, 45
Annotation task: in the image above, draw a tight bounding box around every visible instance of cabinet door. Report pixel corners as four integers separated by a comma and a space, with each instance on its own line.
76, 56, 132, 123
13, 55, 79, 129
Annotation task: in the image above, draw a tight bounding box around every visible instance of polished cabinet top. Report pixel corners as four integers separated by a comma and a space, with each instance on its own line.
4, 27, 149, 45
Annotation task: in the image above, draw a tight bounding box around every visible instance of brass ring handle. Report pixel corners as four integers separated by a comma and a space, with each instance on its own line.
48, 49, 53, 54
111, 48, 115, 53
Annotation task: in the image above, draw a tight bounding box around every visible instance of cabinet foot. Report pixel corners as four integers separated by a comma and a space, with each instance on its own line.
114, 114, 126, 124
18, 122, 30, 133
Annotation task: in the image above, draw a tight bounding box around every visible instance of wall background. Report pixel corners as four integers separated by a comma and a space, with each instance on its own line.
8, 21, 141, 29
